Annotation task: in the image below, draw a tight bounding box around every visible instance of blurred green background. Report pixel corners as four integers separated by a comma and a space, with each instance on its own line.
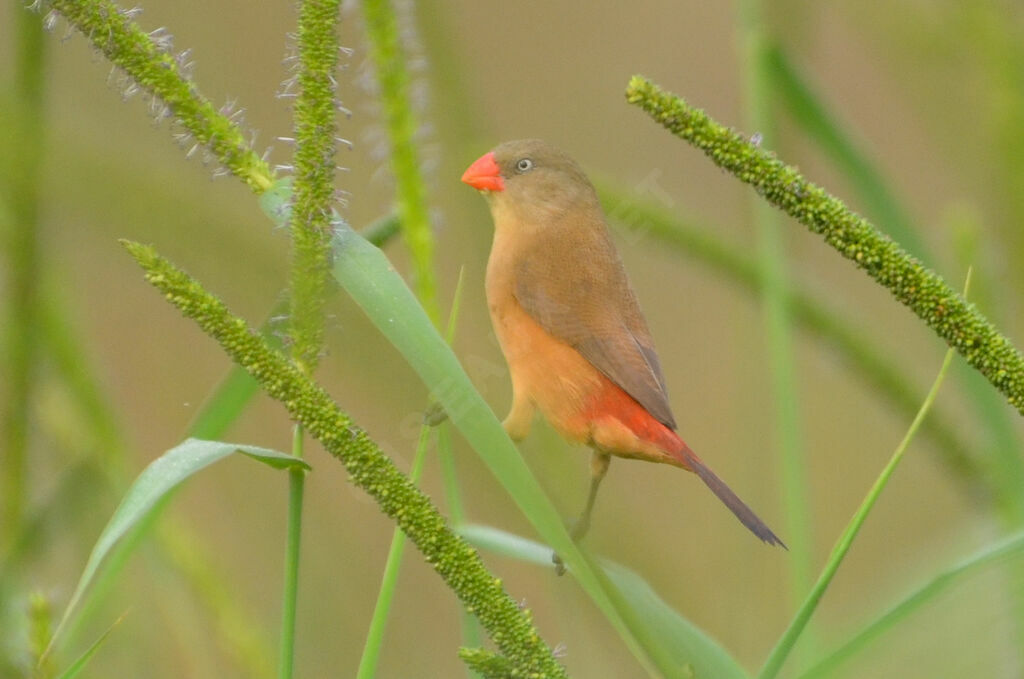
3, 0, 1024, 677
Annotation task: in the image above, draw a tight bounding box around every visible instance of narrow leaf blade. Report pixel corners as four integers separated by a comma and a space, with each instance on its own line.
801, 530, 1024, 678
47, 438, 305, 656
55, 614, 125, 679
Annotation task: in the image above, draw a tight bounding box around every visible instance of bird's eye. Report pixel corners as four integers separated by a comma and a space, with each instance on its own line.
515, 158, 533, 173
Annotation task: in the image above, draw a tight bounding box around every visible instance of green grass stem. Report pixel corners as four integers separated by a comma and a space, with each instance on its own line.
439, 268, 480, 679
757, 324, 959, 679
362, 0, 440, 323
278, 2, 343, 671
799, 529, 1024, 679
278, 426, 307, 679
437, 423, 479, 679
357, 274, 463, 678
356, 425, 432, 679
437, 268, 468, 523
2, 8, 46, 547
737, 0, 815, 625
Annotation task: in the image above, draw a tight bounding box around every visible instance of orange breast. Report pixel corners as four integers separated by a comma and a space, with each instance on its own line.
490, 296, 601, 439
490, 296, 688, 468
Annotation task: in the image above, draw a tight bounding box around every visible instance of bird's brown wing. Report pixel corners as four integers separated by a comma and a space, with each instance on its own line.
513, 219, 677, 430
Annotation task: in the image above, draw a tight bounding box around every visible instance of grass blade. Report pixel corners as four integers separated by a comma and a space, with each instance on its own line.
757, 330, 959, 679
44, 438, 309, 663
2, 9, 46, 547
799, 529, 1024, 678
55, 614, 125, 679
187, 364, 263, 440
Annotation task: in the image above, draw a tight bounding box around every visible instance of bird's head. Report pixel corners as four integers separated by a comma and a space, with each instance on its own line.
461, 139, 597, 219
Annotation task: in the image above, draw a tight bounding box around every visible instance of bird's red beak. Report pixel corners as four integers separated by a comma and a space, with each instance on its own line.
461, 152, 504, 192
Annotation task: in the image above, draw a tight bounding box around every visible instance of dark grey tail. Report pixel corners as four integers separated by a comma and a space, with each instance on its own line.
690, 455, 786, 548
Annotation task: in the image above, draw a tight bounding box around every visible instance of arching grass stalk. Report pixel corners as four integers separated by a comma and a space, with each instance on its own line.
123, 241, 569, 678
34, 0, 272, 191
757, 290, 962, 679
626, 75, 1024, 417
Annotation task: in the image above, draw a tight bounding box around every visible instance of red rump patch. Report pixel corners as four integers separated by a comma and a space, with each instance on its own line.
580, 363, 784, 546
581, 375, 691, 466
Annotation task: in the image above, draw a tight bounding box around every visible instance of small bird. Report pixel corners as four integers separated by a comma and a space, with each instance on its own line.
462, 140, 784, 563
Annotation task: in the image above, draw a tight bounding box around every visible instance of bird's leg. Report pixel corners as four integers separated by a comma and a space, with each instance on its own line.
553, 451, 611, 576
501, 389, 535, 441
573, 451, 611, 541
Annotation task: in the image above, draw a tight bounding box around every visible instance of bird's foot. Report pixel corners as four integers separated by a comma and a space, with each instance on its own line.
551, 551, 567, 576
550, 517, 591, 576
423, 401, 448, 426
